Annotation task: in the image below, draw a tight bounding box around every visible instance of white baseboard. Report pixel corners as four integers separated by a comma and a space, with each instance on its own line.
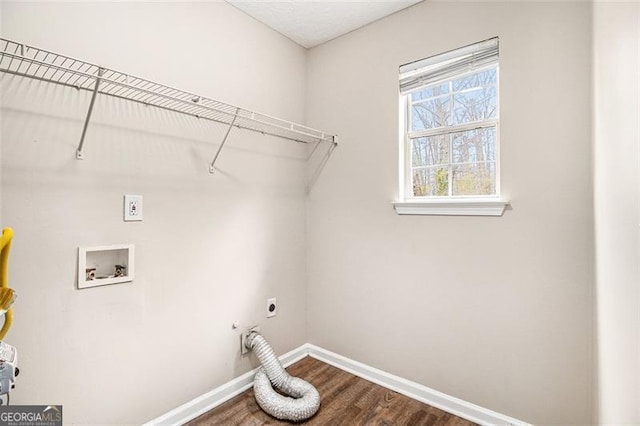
306, 344, 530, 426
145, 343, 530, 426
143, 344, 309, 426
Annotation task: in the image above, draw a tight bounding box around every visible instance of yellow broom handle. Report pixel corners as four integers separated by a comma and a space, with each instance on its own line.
0, 228, 14, 284
0, 228, 14, 339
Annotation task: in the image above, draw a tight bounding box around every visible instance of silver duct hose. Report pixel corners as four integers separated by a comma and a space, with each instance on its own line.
245, 332, 320, 421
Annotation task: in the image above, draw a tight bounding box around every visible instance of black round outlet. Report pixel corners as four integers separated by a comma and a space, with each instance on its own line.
269, 303, 276, 312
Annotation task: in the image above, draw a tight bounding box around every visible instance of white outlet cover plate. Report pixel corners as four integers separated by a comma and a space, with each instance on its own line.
267, 298, 277, 318
124, 194, 143, 222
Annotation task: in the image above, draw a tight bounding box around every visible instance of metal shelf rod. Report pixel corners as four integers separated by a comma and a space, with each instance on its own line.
76, 68, 104, 159
209, 108, 239, 174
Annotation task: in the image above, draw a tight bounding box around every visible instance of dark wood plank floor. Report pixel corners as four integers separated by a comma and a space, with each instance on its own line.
188, 356, 477, 426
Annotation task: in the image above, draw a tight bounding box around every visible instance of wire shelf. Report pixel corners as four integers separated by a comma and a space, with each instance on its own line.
0, 38, 337, 159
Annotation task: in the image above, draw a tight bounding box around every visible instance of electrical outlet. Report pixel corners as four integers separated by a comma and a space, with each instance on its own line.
267, 298, 277, 318
241, 326, 260, 355
124, 195, 143, 222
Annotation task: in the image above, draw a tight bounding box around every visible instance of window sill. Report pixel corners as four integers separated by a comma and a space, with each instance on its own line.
393, 199, 509, 216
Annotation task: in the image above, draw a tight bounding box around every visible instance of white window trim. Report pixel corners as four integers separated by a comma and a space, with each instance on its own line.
393, 199, 508, 216
395, 51, 508, 217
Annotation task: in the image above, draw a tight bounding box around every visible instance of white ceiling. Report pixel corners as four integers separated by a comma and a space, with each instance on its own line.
226, 0, 424, 49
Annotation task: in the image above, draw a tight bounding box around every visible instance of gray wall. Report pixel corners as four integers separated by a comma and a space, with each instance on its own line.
4, 1, 638, 425
1, 2, 309, 423
593, 2, 640, 423
305, 2, 593, 424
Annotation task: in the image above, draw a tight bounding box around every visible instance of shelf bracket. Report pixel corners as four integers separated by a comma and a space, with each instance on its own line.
76, 68, 104, 160
209, 108, 239, 174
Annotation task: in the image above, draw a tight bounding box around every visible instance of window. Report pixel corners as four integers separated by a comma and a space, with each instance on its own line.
395, 38, 507, 216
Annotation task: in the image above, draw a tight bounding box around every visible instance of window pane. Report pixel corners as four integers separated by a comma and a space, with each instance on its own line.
412, 167, 449, 197
452, 162, 496, 196
412, 135, 449, 167
411, 96, 450, 131
452, 86, 497, 125
411, 83, 449, 101
452, 68, 497, 92
451, 127, 496, 163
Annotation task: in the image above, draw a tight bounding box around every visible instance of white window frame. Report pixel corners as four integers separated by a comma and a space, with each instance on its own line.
394, 40, 508, 216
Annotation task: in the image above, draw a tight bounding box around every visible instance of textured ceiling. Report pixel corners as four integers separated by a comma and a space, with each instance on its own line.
226, 1, 424, 48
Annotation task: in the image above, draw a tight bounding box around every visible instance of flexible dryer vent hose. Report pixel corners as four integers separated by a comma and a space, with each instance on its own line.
245, 332, 320, 421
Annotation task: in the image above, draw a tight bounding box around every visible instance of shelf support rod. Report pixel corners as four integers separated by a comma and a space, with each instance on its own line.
76, 68, 104, 160
209, 108, 239, 174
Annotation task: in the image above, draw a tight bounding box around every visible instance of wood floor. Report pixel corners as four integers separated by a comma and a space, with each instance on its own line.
188, 356, 477, 426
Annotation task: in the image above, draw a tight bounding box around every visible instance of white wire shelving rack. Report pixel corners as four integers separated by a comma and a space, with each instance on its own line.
0, 38, 337, 172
